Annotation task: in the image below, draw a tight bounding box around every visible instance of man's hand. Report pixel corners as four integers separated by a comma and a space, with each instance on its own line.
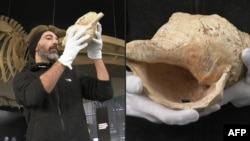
221, 48, 250, 107
126, 48, 250, 124
86, 22, 103, 59
58, 26, 90, 69
126, 71, 199, 125
200, 48, 250, 116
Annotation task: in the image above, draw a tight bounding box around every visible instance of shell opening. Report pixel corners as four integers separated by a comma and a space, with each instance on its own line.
134, 62, 215, 103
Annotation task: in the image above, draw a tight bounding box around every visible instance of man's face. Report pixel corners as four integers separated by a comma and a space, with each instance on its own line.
36, 31, 59, 61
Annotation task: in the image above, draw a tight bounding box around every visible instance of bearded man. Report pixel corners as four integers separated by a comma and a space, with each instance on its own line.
12, 24, 114, 141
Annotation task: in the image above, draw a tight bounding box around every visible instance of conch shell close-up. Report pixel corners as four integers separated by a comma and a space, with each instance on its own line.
126, 12, 250, 112
62, 11, 104, 46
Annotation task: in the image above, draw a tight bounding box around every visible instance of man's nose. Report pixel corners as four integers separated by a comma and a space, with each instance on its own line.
53, 39, 59, 45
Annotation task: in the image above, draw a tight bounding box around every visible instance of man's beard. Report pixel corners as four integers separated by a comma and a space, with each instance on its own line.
37, 45, 59, 62
47, 53, 59, 61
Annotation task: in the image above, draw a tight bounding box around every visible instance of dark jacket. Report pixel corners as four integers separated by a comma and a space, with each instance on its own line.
12, 63, 114, 141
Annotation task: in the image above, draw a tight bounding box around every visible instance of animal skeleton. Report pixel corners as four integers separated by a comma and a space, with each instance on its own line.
0, 15, 28, 83
0, 12, 125, 84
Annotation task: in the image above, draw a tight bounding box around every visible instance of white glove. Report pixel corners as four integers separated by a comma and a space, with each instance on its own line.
199, 48, 250, 116
58, 26, 90, 69
86, 22, 103, 59
126, 71, 199, 125
221, 48, 250, 107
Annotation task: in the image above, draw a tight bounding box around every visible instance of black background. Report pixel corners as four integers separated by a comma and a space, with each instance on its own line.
126, 0, 250, 42
0, 0, 125, 39
126, 0, 250, 141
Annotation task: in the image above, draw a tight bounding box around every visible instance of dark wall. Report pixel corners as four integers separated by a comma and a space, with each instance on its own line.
0, 0, 125, 39
126, 0, 250, 42
126, 0, 250, 141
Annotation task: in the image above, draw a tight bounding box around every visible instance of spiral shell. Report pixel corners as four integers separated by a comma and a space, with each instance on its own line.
62, 11, 104, 46
126, 12, 250, 111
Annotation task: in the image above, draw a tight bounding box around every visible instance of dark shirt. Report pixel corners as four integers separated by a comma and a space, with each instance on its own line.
12, 63, 114, 141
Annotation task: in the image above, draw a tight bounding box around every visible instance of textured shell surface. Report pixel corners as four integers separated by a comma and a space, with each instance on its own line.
62, 12, 104, 46
126, 12, 250, 111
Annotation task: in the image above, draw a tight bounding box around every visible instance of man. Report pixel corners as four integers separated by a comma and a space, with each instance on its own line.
12, 23, 114, 141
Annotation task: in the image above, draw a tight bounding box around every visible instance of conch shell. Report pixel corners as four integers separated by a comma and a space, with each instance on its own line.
62, 11, 104, 46
126, 12, 250, 111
